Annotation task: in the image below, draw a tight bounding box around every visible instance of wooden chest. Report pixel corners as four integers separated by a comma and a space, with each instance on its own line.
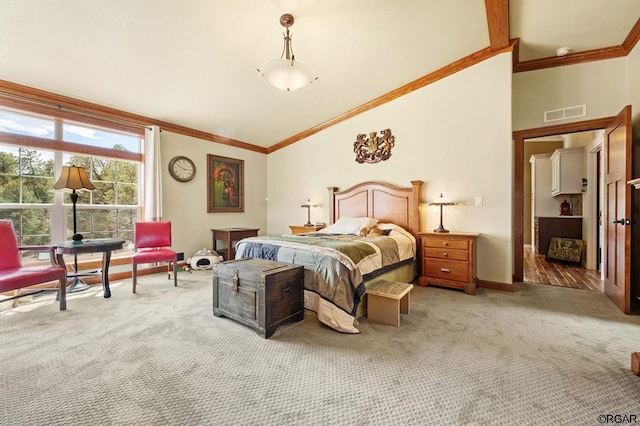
418, 232, 479, 295
212, 258, 304, 338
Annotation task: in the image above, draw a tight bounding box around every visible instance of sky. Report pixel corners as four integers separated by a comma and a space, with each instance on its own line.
0, 109, 140, 152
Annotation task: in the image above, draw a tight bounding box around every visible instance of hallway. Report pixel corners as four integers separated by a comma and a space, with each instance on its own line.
523, 245, 603, 292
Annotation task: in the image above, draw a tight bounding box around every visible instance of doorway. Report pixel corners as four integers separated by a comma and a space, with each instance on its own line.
514, 107, 634, 315
512, 116, 614, 284
523, 131, 604, 291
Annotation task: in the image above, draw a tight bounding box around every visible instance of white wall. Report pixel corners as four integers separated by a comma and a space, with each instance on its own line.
512, 58, 628, 131
267, 53, 514, 285
629, 41, 640, 125
160, 131, 268, 260
530, 154, 557, 217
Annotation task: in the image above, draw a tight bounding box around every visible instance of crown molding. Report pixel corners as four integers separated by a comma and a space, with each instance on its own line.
268, 44, 513, 153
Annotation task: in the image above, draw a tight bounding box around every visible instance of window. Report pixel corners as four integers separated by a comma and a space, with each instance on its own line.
62, 153, 138, 244
0, 146, 54, 246
0, 107, 144, 261
0, 108, 55, 139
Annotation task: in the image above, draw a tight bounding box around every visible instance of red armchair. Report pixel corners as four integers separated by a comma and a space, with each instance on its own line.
132, 221, 177, 293
0, 220, 67, 311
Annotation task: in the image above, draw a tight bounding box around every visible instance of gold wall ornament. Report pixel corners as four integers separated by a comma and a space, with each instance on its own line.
354, 129, 395, 164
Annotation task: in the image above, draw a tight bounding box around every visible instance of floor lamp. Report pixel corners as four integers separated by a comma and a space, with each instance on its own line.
53, 165, 96, 291
430, 193, 455, 233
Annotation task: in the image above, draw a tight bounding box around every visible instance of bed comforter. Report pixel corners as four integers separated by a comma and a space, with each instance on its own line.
234, 228, 415, 333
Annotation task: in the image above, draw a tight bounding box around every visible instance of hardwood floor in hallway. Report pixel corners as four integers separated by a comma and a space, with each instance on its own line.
523, 245, 603, 292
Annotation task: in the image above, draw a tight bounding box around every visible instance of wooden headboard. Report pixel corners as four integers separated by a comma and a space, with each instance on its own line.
327, 180, 423, 239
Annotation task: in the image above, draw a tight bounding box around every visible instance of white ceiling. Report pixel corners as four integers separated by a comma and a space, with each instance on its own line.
0, 1, 638, 148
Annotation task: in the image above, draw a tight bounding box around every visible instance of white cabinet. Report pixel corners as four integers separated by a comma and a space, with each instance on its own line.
550, 147, 584, 196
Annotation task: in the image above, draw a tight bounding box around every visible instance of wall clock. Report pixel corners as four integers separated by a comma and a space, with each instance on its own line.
168, 156, 196, 182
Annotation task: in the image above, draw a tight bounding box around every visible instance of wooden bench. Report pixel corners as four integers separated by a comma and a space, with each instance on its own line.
366, 280, 412, 326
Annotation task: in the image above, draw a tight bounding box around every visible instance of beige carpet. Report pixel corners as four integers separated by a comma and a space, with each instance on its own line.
1, 271, 639, 425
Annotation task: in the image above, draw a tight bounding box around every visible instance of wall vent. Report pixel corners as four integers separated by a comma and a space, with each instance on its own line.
543, 104, 587, 122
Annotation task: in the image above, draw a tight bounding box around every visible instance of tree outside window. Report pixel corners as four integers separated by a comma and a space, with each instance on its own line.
0, 107, 143, 260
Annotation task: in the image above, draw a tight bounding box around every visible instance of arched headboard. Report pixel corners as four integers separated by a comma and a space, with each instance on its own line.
327, 180, 423, 239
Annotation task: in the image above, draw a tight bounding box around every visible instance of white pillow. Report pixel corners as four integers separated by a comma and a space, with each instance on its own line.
318, 216, 378, 235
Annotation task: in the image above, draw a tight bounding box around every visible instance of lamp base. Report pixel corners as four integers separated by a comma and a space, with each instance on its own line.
433, 225, 450, 233
304, 222, 314, 227
67, 279, 90, 293
72, 233, 84, 241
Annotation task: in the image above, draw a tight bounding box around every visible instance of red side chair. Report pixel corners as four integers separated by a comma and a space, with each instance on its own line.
0, 220, 67, 311
132, 221, 177, 293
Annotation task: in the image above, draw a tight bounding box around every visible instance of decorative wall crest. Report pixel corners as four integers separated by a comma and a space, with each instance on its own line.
353, 128, 395, 164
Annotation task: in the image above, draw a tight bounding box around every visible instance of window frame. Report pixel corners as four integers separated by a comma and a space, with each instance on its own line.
0, 102, 145, 257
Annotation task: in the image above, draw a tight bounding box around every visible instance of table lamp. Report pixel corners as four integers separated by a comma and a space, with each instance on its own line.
53, 165, 96, 241
300, 198, 316, 227
429, 193, 455, 233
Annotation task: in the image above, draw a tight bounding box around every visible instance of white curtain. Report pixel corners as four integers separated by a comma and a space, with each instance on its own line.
143, 125, 163, 220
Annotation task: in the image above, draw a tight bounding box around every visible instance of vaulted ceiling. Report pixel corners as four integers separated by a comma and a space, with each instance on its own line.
0, 1, 638, 152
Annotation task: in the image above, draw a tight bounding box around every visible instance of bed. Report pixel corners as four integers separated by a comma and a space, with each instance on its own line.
235, 180, 423, 333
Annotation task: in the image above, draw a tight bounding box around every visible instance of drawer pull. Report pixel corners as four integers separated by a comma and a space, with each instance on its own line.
440, 268, 451, 273
442, 252, 448, 257
442, 242, 449, 246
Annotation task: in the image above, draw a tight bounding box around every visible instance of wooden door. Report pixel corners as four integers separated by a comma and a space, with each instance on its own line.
603, 106, 632, 313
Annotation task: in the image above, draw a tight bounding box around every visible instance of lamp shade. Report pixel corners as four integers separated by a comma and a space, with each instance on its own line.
258, 58, 317, 92
300, 198, 317, 208
429, 193, 454, 206
53, 166, 96, 191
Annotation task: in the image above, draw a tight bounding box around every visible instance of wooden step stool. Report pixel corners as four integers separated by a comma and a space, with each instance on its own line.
366, 280, 412, 326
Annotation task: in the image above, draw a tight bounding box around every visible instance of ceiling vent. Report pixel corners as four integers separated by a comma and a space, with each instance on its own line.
543, 104, 586, 122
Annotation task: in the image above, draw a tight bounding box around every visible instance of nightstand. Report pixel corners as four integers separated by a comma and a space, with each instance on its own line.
418, 232, 479, 294
289, 225, 324, 234
211, 228, 259, 261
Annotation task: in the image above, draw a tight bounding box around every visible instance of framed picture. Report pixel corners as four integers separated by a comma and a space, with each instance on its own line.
207, 154, 244, 213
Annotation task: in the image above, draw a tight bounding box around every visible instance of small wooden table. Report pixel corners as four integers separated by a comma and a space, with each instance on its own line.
366, 280, 412, 326
211, 228, 259, 261
55, 238, 125, 298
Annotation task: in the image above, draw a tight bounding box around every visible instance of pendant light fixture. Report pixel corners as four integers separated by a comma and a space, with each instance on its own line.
257, 13, 318, 92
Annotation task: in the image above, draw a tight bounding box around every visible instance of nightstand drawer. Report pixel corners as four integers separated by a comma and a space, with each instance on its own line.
424, 259, 470, 282
424, 247, 469, 261
423, 238, 469, 250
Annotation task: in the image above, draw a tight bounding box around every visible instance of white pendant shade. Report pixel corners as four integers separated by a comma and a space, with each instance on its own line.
258, 13, 317, 92
258, 58, 317, 92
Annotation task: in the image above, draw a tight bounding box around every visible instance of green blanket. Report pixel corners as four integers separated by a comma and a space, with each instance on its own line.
254, 234, 377, 265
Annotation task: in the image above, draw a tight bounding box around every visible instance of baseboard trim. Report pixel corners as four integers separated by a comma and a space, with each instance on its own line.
478, 279, 514, 292
74, 264, 175, 285
1, 262, 187, 296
